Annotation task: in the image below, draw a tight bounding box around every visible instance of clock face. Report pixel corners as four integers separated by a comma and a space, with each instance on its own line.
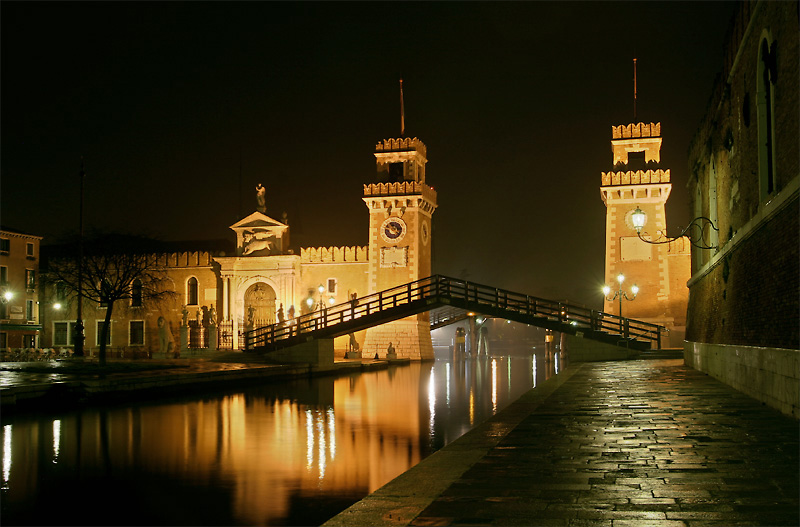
380, 217, 407, 243
421, 220, 429, 245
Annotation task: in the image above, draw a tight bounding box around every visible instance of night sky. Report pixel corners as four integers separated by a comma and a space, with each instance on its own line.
1, 1, 737, 307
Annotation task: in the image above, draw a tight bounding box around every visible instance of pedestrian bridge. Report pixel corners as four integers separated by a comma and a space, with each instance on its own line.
244, 275, 663, 353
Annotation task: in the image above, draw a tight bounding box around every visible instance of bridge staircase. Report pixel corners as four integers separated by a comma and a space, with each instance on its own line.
245, 275, 663, 353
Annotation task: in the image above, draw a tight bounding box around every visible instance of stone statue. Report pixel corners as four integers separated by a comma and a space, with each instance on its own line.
287, 304, 295, 320
181, 305, 188, 326
277, 303, 285, 324
387, 342, 395, 354
349, 333, 359, 352
247, 305, 256, 327
195, 309, 202, 326
242, 230, 275, 255
209, 305, 216, 325
157, 316, 175, 356
256, 183, 266, 213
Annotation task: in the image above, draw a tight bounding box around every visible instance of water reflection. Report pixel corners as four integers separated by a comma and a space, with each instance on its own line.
1, 352, 562, 526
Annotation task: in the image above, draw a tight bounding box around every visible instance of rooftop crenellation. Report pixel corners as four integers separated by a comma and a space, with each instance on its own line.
601, 169, 671, 186
612, 122, 661, 140
375, 137, 427, 155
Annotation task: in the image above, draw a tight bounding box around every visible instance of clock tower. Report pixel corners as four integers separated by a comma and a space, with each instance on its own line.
361, 137, 437, 359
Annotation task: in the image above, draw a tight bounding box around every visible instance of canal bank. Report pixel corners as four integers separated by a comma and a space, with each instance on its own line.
325, 359, 799, 527
0, 353, 411, 412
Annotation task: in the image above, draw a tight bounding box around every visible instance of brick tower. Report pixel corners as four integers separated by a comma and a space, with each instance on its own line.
600, 122, 690, 346
361, 137, 437, 359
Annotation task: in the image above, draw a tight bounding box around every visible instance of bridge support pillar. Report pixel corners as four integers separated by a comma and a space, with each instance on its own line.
562, 333, 640, 362
262, 338, 335, 372
362, 315, 434, 360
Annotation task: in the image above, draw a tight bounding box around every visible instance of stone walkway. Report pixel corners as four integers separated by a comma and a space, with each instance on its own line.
329, 359, 799, 527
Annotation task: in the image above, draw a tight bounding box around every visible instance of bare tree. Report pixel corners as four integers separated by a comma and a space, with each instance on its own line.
44, 232, 175, 365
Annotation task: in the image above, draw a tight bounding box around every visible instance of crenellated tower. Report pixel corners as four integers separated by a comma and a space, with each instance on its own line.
600, 122, 690, 345
361, 137, 437, 359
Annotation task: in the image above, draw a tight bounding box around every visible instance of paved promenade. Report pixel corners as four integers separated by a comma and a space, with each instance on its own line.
327, 359, 799, 527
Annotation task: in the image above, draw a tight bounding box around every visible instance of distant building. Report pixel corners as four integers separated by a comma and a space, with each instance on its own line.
0, 227, 43, 349
600, 122, 691, 347
41, 136, 437, 360
685, 1, 798, 417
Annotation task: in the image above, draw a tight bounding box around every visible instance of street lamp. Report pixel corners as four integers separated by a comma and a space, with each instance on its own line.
630, 206, 718, 249
603, 273, 638, 333
317, 284, 326, 311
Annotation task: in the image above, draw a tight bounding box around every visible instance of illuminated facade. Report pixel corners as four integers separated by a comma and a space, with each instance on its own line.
362, 138, 437, 359
41, 136, 436, 359
684, 1, 798, 417
600, 122, 690, 346
0, 228, 43, 349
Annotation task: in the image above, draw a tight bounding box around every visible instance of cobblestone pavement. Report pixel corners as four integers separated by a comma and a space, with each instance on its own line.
410, 360, 799, 527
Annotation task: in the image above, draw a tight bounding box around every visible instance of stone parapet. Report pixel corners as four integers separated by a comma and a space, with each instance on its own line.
375, 137, 426, 155
601, 169, 671, 186
363, 181, 437, 202
300, 246, 368, 263
612, 122, 661, 139
153, 251, 214, 268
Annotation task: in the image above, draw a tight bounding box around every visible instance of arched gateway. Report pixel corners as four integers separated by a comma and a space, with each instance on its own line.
244, 282, 276, 328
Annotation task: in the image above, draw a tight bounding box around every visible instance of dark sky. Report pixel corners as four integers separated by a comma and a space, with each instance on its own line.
1, 1, 737, 307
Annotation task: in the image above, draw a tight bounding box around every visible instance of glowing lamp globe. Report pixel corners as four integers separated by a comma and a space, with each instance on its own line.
602, 285, 611, 296
631, 207, 647, 232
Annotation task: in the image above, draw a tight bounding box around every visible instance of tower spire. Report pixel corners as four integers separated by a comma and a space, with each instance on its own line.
399, 78, 405, 137
633, 57, 638, 121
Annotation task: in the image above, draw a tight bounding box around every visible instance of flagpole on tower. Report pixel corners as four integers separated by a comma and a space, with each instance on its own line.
633, 57, 638, 121
400, 78, 405, 137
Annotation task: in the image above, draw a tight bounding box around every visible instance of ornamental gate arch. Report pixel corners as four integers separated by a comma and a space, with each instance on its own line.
243, 282, 277, 329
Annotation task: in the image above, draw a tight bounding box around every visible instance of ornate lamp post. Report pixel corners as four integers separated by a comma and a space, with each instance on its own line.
603, 273, 638, 333
73, 160, 86, 357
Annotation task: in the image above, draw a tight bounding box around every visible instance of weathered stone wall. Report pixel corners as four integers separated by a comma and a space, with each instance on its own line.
684, 0, 799, 417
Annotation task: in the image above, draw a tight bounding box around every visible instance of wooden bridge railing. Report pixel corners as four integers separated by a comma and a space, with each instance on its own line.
244, 275, 663, 351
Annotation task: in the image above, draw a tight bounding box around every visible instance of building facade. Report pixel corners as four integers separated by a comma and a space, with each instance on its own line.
41, 136, 436, 360
0, 228, 43, 349
684, 1, 799, 417
600, 123, 691, 347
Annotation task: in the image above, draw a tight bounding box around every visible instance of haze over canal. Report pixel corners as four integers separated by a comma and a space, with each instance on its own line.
2, 350, 563, 526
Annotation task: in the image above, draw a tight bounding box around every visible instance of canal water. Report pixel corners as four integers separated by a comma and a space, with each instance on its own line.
1, 351, 563, 526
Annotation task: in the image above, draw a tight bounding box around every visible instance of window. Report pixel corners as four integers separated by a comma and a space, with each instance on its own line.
54, 321, 77, 346
25, 269, 35, 290
99, 279, 111, 308
131, 279, 143, 307
0, 332, 6, 350
129, 320, 145, 346
0, 302, 7, 320
0, 266, 7, 285
757, 35, 777, 200
26, 243, 34, 258
96, 321, 111, 346
26, 300, 34, 321
327, 278, 337, 295
56, 282, 68, 302
23, 335, 36, 348
187, 277, 198, 306
0, 238, 9, 255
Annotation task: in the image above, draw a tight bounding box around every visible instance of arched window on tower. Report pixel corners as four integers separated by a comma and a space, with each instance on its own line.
757, 34, 777, 201
187, 277, 199, 306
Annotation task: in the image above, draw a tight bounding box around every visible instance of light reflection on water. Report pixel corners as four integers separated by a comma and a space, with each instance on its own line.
1, 352, 562, 526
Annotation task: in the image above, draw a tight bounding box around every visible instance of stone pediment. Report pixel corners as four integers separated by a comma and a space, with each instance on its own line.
230, 212, 289, 256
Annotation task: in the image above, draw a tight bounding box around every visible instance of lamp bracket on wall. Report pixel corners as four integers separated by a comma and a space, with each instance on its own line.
630, 207, 719, 250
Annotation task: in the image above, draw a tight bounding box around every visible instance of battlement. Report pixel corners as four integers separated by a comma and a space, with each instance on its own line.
612, 122, 661, 139
375, 137, 427, 156
301, 246, 368, 263
364, 181, 437, 201
154, 251, 215, 268
601, 169, 671, 186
